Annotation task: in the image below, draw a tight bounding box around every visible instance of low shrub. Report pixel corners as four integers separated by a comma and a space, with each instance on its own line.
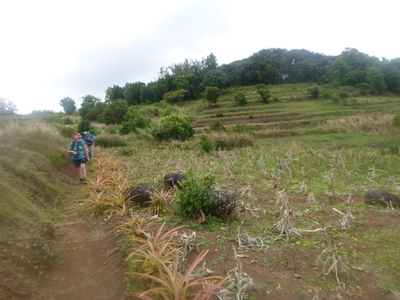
234, 93, 247, 105
393, 113, 400, 126
174, 168, 216, 219
230, 123, 251, 133
199, 135, 213, 153
152, 116, 194, 142
209, 119, 225, 132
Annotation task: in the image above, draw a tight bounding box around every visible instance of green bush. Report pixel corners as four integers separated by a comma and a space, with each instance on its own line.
308, 86, 320, 99
215, 112, 224, 118
152, 115, 194, 142
230, 123, 250, 133
63, 117, 74, 125
120, 116, 152, 134
57, 125, 76, 138
174, 168, 216, 218
388, 144, 399, 155
200, 135, 213, 153
78, 119, 91, 133
257, 89, 271, 103
209, 119, 225, 132
393, 114, 400, 126
234, 93, 247, 105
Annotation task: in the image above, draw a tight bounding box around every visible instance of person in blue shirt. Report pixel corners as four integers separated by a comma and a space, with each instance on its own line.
84, 131, 95, 158
67, 133, 89, 184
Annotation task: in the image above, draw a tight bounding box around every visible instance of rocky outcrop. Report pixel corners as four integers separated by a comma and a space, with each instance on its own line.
124, 183, 157, 206
364, 190, 400, 208
203, 189, 238, 217
164, 172, 186, 189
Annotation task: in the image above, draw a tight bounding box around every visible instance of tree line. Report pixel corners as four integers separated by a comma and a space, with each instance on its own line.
58, 47, 400, 125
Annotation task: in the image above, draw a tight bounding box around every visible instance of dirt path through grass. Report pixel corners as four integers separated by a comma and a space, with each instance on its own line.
38, 167, 128, 300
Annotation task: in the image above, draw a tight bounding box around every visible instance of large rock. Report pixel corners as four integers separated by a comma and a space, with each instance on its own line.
203, 189, 238, 217
164, 172, 186, 189
124, 183, 157, 206
364, 190, 400, 208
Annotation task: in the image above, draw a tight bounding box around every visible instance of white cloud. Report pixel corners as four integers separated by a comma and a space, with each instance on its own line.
0, 0, 399, 114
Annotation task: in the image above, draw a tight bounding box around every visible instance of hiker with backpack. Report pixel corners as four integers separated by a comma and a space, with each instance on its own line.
68, 133, 90, 184
84, 131, 95, 158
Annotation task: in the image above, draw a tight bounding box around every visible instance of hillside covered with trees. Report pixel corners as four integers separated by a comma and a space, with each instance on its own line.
70, 47, 400, 125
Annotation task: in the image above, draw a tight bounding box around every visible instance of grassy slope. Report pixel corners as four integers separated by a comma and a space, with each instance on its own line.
0, 119, 73, 299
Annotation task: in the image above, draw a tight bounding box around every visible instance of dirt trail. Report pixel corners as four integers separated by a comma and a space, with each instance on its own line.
38, 169, 128, 300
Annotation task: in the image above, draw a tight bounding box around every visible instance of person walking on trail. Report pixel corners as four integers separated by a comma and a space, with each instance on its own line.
68, 133, 90, 184
84, 131, 95, 158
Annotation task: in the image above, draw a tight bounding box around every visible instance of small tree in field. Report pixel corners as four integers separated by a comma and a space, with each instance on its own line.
257, 89, 271, 103
308, 86, 320, 99
205, 86, 221, 105
235, 93, 247, 105
60, 97, 76, 114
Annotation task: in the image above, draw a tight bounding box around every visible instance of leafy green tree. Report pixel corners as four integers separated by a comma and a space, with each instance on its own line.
79, 95, 101, 119
163, 89, 186, 103
59, 97, 76, 114
205, 86, 221, 105
202, 52, 218, 71
101, 99, 129, 125
124, 82, 146, 105
329, 58, 350, 85
257, 89, 271, 103
105, 85, 124, 103
140, 85, 153, 103
0, 98, 17, 115
234, 93, 247, 105
367, 66, 386, 94
385, 67, 400, 93
201, 70, 229, 89
173, 73, 200, 99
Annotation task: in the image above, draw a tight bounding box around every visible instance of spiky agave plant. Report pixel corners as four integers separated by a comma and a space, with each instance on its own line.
132, 250, 229, 300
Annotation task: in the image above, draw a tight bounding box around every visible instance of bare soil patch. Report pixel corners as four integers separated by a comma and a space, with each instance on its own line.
181, 194, 398, 300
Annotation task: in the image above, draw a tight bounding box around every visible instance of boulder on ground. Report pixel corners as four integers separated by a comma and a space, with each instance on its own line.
164, 172, 186, 189
124, 183, 157, 206
203, 189, 238, 217
364, 190, 400, 208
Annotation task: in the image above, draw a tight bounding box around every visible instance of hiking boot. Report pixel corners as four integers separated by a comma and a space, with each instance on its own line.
79, 178, 84, 184
83, 178, 87, 184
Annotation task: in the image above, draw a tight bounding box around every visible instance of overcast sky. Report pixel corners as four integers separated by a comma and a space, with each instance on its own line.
1, 0, 399, 114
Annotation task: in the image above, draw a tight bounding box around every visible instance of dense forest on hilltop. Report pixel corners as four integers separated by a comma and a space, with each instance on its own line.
69, 47, 400, 124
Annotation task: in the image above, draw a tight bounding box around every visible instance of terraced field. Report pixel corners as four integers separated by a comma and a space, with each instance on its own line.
191, 83, 400, 144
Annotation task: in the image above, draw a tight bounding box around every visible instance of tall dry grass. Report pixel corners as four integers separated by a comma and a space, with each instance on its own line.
322, 114, 395, 134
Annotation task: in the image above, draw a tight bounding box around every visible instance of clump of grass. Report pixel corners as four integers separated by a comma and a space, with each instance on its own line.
95, 133, 128, 147
210, 132, 254, 150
